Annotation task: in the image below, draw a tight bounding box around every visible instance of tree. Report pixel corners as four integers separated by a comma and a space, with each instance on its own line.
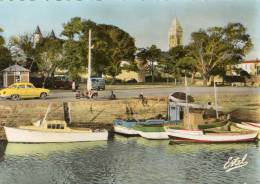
188, 23, 253, 86
61, 17, 136, 81
9, 33, 37, 71
134, 45, 161, 83
0, 27, 13, 70
158, 45, 189, 81
35, 38, 64, 87
146, 45, 161, 82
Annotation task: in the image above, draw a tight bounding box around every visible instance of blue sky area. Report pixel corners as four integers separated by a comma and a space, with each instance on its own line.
0, 0, 259, 59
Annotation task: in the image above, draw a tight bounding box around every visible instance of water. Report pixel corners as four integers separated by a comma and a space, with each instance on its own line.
0, 136, 259, 184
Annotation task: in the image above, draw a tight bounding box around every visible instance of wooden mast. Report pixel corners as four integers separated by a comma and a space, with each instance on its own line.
87, 29, 92, 91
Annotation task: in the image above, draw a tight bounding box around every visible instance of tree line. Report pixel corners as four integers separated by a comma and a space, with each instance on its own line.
0, 17, 253, 86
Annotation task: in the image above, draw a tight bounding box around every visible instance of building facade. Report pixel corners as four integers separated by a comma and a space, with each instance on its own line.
168, 17, 183, 49
2, 64, 30, 87
238, 59, 260, 76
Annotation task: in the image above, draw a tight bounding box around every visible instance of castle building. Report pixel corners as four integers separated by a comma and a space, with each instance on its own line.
168, 17, 183, 49
33, 26, 43, 47
32, 26, 57, 47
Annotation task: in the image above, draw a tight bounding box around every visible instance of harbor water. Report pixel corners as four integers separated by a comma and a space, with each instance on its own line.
0, 136, 259, 184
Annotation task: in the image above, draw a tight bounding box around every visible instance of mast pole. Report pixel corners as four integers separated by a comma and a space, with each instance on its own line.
185, 75, 190, 129
87, 29, 92, 91
214, 78, 219, 119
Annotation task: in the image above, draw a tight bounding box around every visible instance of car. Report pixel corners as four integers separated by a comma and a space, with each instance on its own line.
90, 77, 105, 90
0, 82, 50, 100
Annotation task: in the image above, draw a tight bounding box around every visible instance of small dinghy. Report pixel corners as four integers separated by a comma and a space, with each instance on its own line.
235, 122, 260, 140
113, 119, 139, 136
166, 128, 257, 143
168, 92, 194, 103
133, 120, 169, 140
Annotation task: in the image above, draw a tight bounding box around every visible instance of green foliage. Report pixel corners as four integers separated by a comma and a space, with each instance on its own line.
0, 46, 13, 70
61, 17, 136, 79
35, 38, 64, 86
0, 27, 5, 46
0, 27, 13, 70
158, 46, 195, 78
9, 34, 37, 71
188, 23, 253, 85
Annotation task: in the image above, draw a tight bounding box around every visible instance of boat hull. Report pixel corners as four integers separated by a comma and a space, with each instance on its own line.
167, 129, 257, 143
4, 127, 108, 143
166, 128, 203, 135
114, 126, 139, 136
236, 123, 260, 140
137, 131, 169, 140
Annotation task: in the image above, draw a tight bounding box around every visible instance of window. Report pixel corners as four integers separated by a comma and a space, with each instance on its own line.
18, 85, 26, 88
56, 124, 61, 129
9, 84, 17, 88
257, 66, 260, 76
47, 124, 52, 129
60, 124, 64, 129
51, 124, 56, 129
26, 84, 35, 88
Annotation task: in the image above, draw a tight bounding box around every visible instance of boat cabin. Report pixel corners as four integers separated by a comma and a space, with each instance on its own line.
168, 102, 184, 121
39, 120, 67, 130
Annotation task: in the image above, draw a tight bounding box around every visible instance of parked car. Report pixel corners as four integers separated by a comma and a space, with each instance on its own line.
90, 77, 105, 90
0, 82, 50, 100
52, 76, 78, 89
30, 76, 79, 89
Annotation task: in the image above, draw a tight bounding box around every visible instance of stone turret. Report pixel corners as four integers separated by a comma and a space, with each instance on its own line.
168, 17, 183, 49
49, 30, 56, 39
33, 25, 43, 46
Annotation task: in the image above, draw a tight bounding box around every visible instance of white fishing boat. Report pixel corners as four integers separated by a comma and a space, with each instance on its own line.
4, 121, 108, 143
4, 104, 108, 143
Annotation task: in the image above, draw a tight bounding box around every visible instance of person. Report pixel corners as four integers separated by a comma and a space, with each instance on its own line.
72, 80, 76, 92
110, 90, 116, 100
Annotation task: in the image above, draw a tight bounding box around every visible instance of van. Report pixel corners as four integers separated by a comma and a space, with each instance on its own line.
90, 77, 105, 90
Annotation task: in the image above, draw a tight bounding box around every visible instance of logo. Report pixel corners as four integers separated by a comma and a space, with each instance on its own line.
224, 154, 248, 172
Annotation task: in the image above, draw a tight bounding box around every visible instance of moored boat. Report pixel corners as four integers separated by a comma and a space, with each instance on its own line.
166, 128, 257, 143
235, 122, 260, 139
4, 120, 108, 143
113, 119, 139, 136
133, 120, 169, 140
167, 77, 257, 143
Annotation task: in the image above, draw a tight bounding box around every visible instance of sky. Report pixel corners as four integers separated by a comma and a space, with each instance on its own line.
0, 0, 259, 59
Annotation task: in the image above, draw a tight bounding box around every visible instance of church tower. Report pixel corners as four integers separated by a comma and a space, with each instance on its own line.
33, 25, 43, 46
168, 17, 183, 49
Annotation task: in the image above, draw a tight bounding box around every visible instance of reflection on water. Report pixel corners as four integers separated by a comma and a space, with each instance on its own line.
0, 137, 260, 184
5, 141, 107, 156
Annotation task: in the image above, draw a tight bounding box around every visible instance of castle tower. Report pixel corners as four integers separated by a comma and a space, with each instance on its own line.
168, 17, 183, 49
33, 25, 43, 46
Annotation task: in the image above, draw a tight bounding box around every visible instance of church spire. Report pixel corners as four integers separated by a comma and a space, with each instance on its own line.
168, 17, 183, 49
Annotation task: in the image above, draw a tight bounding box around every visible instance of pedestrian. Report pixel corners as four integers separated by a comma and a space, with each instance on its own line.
72, 80, 76, 92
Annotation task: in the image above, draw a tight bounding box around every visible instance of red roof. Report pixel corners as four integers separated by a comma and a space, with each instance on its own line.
243, 59, 260, 64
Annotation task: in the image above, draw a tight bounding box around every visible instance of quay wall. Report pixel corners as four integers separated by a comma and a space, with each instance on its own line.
0, 97, 168, 139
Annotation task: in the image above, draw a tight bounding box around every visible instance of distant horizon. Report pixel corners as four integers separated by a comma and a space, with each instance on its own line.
0, 0, 259, 59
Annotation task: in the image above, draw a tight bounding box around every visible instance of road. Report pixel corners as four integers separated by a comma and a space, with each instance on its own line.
0, 86, 257, 103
